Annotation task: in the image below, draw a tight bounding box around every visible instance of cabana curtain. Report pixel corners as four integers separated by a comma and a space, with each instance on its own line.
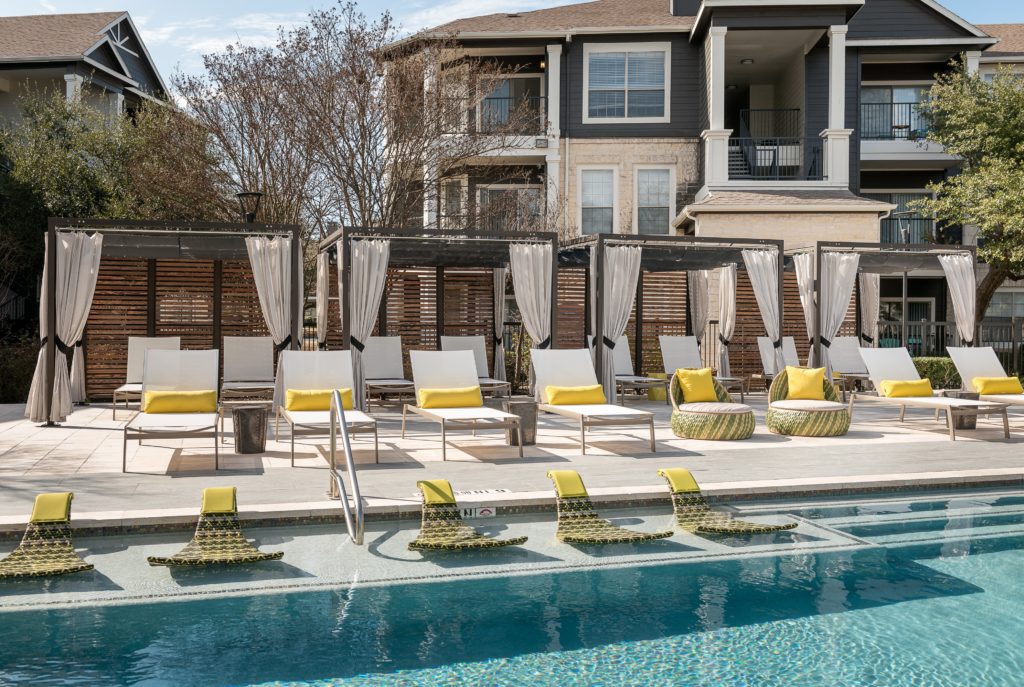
246, 236, 294, 351
510, 243, 552, 350
492, 268, 507, 382
315, 252, 330, 350
591, 245, 642, 402
688, 270, 709, 348
348, 239, 391, 410
793, 252, 816, 365
26, 231, 104, 423
858, 273, 880, 348
938, 252, 976, 345
718, 264, 737, 377
819, 252, 860, 378
741, 248, 784, 372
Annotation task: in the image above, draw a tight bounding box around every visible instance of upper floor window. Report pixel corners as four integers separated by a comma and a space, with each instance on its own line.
634, 168, 673, 235
860, 85, 930, 141
583, 43, 670, 124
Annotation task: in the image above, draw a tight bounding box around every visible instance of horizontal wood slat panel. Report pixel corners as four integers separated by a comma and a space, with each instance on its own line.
556, 268, 587, 349
84, 258, 148, 399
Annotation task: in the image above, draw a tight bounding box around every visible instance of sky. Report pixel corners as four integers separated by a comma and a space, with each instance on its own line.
6, 0, 1024, 85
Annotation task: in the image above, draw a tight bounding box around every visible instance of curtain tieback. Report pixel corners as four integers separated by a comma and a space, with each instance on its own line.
350, 336, 365, 352
602, 336, 616, 349
493, 334, 503, 346
536, 336, 551, 349
860, 334, 874, 344
772, 339, 783, 349
318, 342, 328, 351
274, 335, 293, 353
718, 334, 730, 346
819, 336, 832, 348
39, 336, 76, 356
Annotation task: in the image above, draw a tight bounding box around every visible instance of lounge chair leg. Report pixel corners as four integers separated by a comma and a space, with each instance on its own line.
899, 406, 906, 423
649, 418, 656, 452
290, 428, 295, 467
401, 405, 408, 438
847, 394, 855, 420
947, 411, 956, 441
441, 421, 447, 461
580, 419, 586, 455
122, 430, 127, 473
113, 393, 117, 420
934, 408, 940, 421
214, 429, 219, 470
274, 409, 280, 440
1003, 410, 1010, 438
517, 420, 523, 458
374, 427, 379, 464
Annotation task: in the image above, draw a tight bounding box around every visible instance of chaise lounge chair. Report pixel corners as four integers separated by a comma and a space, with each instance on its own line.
532, 348, 656, 454
547, 470, 673, 544
112, 336, 180, 419
440, 335, 511, 397
612, 335, 669, 404
756, 336, 799, 388
408, 479, 528, 551
0, 492, 93, 579
123, 349, 220, 472
219, 336, 276, 442
147, 487, 283, 566
828, 336, 873, 401
275, 350, 378, 465
363, 336, 415, 408
854, 348, 1010, 440
403, 350, 523, 461
657, 468, 797, 534
948, 346, 1024, 408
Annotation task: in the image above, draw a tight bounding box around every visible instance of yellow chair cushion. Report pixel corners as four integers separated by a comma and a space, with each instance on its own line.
674, 368, 717, 403
30, 492, 73, 523
545, 384, 607, 405
417, 479, 457, 505
786, 366, 825, 401
879, 379, 933, 398
201, 487, 237, 515
418, 386, 483, 409
143, 390, 217, 413
284, 388, 354, 411
973, 377, 1024, 395
657, 468, 701, 494
547, 470, 588, 498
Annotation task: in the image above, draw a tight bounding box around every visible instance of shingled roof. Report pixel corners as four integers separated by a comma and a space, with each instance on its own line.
978, 24, 1024, 58
428, 0, 694, 36
0, 12, 125, 61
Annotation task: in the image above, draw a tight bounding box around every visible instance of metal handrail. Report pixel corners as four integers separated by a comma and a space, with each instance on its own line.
329, 389, 365, 545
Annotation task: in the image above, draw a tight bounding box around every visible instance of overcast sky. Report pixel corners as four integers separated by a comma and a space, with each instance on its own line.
7, 0, 1024, 85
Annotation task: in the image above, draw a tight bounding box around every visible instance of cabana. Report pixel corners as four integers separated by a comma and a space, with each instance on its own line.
316, 227, 559, 409
26, 218, 303, 426
557, 234, 786, 403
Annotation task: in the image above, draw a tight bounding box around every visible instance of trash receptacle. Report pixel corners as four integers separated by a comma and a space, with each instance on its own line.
232, 405, 269, 454
944, 391, 978, 430
503, 396, 538, 446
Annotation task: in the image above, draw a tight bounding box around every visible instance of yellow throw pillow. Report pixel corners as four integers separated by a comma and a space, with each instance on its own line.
545, 384, 607, 405
674, 368, 717, 403
786, 366, 825, 401
418, 386, 483, 409
284, 388, 354, 411
143, 390, 217, 413
973, 377, 1024, 395
879, 379, 933, 398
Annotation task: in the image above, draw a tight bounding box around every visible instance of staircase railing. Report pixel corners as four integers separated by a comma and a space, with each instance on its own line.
328, 389, 365, 545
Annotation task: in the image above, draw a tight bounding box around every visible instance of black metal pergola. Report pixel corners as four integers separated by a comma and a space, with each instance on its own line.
43, 217, 303, 425
558, 233, 786, 376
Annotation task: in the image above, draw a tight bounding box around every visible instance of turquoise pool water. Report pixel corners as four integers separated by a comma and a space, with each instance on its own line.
1, 495, 1023, 686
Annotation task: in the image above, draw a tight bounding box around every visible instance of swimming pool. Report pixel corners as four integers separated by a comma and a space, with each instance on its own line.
1, 491, 1022, 686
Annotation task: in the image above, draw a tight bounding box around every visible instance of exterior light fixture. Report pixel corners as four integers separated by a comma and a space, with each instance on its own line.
740, 58, 754, 65
726, 84, 738, 90
236, 191, 263, 223
540, 59, 546, 69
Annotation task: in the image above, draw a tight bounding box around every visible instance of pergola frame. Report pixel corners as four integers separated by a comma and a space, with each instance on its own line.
811, 240, 978, 364
318, 226, 559, 359
43, 217, 302, 425
558, 233, 786, 377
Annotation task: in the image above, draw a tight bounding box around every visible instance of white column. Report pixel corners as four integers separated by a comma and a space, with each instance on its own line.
423, 62, 438, 228
108, 90, 124, 120
545, 152, 561, 231
703, 26, 731, 186
546, 44, 562, 139
64, 73, 83, 101
821, 25, 852, 187
965, 50, 981, 75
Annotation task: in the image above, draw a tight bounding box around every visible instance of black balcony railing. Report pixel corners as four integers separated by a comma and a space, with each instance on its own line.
479, 96, 546, 135
860, 102, 929, 141
880, 217, 935, 244
728, 137, 825, 181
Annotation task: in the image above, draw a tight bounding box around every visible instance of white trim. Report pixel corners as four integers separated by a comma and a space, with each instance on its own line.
84, 36, 132, 79
107, 12, 170, 96
582, 42, 671, 125
632, 165, 676, 235
81, 56, 140, 89
847, 38, 997, 47
861, 80, 935, 87
577, 165, 620, 235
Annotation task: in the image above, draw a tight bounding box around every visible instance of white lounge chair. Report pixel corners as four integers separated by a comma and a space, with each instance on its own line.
659, 335, 747, 402
757, 336, 799, 377
440, 335, 511, 397
828, 336, 872, 401
854, 348, 1009, 440
219, 336, 276, 441
613, 336, 669, 405
402, 350, 522, 461
948, 346, 1024, 407
112, 336, 180, 419
123, 349, 219, 472
275, 350, 378, 465
363, 336, 414, 407
532, 348, 655, 454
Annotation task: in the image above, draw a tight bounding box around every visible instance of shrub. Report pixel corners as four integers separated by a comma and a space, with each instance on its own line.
912, 356, 961, 390
0, 333, 39, 404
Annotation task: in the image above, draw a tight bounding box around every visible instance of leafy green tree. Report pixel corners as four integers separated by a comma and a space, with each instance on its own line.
917, 63, 1024, 319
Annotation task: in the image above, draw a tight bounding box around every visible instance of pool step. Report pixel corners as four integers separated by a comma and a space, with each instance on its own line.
863, 521, 1024, 548
833, 508, 1024, 539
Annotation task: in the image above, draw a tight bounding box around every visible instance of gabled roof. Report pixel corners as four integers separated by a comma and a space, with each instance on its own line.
978, 24, 1024, 58
0, 12, 125, 60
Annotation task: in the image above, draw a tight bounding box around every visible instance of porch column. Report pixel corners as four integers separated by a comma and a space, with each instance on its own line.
423, 62, 439, 228
703, 26, 731, 185
545, 152, 561, 229
546, 44, 562, 139
108, 90, 124, 120
822, 25, 852, 187
64, 73, 83, 101
965, 51, 981, 75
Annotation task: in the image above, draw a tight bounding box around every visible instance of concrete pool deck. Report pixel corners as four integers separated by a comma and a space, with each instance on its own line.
1, 396, 1023, 533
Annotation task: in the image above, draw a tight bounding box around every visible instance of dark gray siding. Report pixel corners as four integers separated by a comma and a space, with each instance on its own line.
847, 0, 975, 40
564, 34, 701, 138
710, 7, 846, 30
846, 49, 861, 192
672, 0, 699, 17
804, 42, 829, 140
861, 62, 948, 80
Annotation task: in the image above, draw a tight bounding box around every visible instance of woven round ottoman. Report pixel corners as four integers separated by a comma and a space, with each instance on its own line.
671, 402, 755, 440
766, 399, 850, 437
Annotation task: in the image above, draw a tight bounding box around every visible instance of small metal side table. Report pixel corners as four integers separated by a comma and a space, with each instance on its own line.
502, 396, 538, 446
231, 404, 269, 454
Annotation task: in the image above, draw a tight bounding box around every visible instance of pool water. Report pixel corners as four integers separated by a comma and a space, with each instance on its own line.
1, 494, 1023, 686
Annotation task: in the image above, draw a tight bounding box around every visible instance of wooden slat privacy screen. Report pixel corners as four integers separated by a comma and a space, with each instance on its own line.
627, 271, 688, 376
555, 268, 587, 349
84, 258, 148, 398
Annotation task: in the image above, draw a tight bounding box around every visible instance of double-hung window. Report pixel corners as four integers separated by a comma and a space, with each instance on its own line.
580, 169, 615, 234
584, 43, 670, 123
635, 168, 673, 235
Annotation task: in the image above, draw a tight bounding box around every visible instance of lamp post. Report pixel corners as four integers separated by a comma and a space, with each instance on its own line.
236, 191, 263, 223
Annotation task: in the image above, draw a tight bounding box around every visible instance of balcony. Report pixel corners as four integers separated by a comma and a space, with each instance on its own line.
727, 137, 825, 181
478, 96, 546, 136
860, 102, 929, 141
880, 216, 934, 244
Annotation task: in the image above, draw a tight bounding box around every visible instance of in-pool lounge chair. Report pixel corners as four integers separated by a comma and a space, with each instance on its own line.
112, 336, 180, 419
147, 487, 283, 566
612, 335, 669, 404
757, 336, 800, 383
854, 348, 1010, 440
532, 348, 655, 454
658, 468, 797, 535
0, 493, 93, 579
440, 335, 511, 397
219, 336, 276, 441
948, 346, 1024, 407
660, 335, 747, 402
408, 479, 528, 551
276, 350, 378, 465
403, 350, 523, 461
123, 349, 220, 472
363, 336, 414, 407
548, 470, 673, 544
